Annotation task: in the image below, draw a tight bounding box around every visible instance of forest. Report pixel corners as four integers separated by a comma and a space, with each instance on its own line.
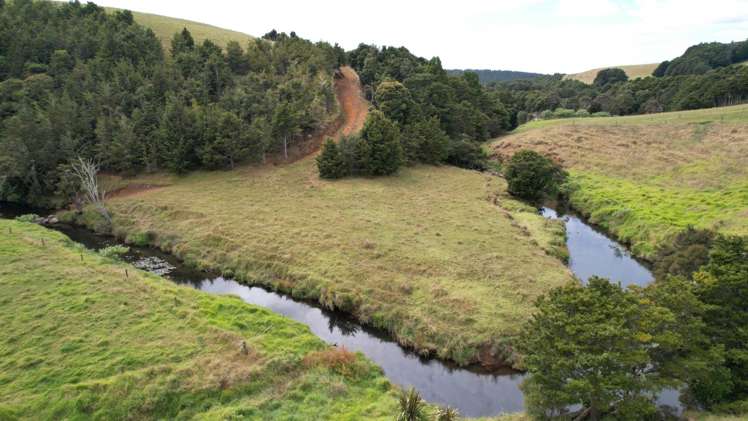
316, 44, 512, 178
493, 38, 748, 127
0, 0, 345, 206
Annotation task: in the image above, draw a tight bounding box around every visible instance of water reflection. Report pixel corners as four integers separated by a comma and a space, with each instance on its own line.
541, 207, 654, 286
193, 277, 526, 417
38, 218, 527, 417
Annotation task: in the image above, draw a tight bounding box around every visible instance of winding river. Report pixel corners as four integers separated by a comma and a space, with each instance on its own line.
0, 202, 678, 417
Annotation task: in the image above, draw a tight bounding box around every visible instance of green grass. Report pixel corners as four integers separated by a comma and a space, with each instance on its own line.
105, 8, 253, 52
568, 172, 748, 257
0, 219, 399, 419
513, 103, 748, 134
491, 104, 748, 259
76, 158, 574, 368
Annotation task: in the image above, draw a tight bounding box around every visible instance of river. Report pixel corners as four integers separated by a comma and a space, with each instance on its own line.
0, 202, 679, 417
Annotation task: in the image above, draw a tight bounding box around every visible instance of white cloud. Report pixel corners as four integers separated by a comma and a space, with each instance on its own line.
557, 0, 620, 17
84, 0, 748, 73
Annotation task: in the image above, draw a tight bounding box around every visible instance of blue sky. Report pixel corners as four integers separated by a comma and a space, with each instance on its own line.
92, 0, 748, 73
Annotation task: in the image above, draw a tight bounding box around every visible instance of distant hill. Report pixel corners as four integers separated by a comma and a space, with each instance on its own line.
104, 8, 253, 52
564, 63, 658, 84
653, 39, 748, 77
447, 69, 544, 84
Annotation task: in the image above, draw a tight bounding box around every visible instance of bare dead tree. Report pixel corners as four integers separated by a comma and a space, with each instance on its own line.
71, 157, 111, 224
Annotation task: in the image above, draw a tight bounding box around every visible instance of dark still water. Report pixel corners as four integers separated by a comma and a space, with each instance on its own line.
2, 202, 679, 416
541, 207, 654, 286
0, 204, 523, 418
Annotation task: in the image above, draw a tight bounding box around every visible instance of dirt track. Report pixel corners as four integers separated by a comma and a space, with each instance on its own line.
107, 67, 369, 198
334, 66, 368, 138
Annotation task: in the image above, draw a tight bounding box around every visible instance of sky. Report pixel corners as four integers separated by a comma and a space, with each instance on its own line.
90, 0, 748, 74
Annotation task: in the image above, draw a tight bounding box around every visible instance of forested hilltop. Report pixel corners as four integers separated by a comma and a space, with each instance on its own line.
315, 45, 513, 178
447, 69, 544, 84
0, 0, 345, 206
493, 38, 748, 127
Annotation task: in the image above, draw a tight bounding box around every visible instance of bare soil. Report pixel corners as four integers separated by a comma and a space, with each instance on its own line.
266, 65, 368, 165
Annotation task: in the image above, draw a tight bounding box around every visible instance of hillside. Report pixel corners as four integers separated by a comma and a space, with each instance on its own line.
563, 63, 658, 84
447, 69, 544, 84
104, 7, 253, 51
490, 104, 748, 258
0, 218, 399, 419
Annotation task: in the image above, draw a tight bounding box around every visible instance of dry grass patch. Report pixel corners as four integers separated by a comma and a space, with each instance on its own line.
491, 105, 748, 257
564, 63, 659, 84
94, 157, 573, 367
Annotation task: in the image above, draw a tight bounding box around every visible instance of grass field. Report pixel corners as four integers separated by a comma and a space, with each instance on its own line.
0, 218, 404, 419
71, 158, 574, 368
105, 8, 253, 52
491, 104, 748, 258
564, 63, 659, 84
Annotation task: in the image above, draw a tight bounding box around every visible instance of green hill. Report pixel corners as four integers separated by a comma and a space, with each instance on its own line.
563, 63, 659, 84
447, 69, 544, 84
491, 104, 748, 258
0, 219, 398, 419
105, 8, 253, 51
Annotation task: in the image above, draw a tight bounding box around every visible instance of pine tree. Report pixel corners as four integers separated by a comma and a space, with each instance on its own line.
316, 138, 346, 179
361, 110, 402, 176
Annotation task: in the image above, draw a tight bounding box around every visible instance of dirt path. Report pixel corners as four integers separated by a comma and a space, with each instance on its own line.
334, 66, 368, 138
108, 67, 368, 197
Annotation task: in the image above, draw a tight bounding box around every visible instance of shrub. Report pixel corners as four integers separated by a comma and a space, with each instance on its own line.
338, 134, 371, 176
575, 109, 590, 118
504, 150, 567, 202
445, 139, 487, 170
362, 110, 403, 176
592, 111, 612, 117
98, 245, 129, 259
316, 138, 348, 179
653, 227, 716, 279
125, 231, 153, 247
593, 68, 629, 87
401, 117, 449, 165
15, 214, 39, 223
539, 110, 553, 120
397, 387, 428, 421
516, 110, 529, 125
551, 108, 575, 119
303, 346, 360, 377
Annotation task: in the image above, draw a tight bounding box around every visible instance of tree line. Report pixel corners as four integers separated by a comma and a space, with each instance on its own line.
654, 38, 748, 77
495, 56, 748, 127
0, 0, 344, 206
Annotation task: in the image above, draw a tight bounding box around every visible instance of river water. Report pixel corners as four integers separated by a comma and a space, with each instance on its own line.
0, 202, 679, 417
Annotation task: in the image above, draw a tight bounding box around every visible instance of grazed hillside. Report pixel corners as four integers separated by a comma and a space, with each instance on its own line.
563, 63, 659, 84
491, 104, 748, 258
0, 219, 400, 419
105, 7, 253, 51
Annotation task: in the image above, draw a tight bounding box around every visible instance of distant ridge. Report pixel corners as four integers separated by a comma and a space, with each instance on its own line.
447, 69, 544, 84
563, 63, 659, 84
104, 8, 253, 52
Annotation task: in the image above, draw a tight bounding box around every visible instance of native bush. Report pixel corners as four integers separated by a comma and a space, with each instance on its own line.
504, 150, 566, 202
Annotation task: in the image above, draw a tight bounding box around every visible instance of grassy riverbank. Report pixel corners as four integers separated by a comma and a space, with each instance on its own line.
0, 219, 400, 419
70, 159, 574, 368
491, 104, 748, 258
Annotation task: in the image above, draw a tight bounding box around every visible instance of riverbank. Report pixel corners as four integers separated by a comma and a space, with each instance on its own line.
60, 160, 574, 368
0, 218, 401, 419
491, 104, 748, 259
